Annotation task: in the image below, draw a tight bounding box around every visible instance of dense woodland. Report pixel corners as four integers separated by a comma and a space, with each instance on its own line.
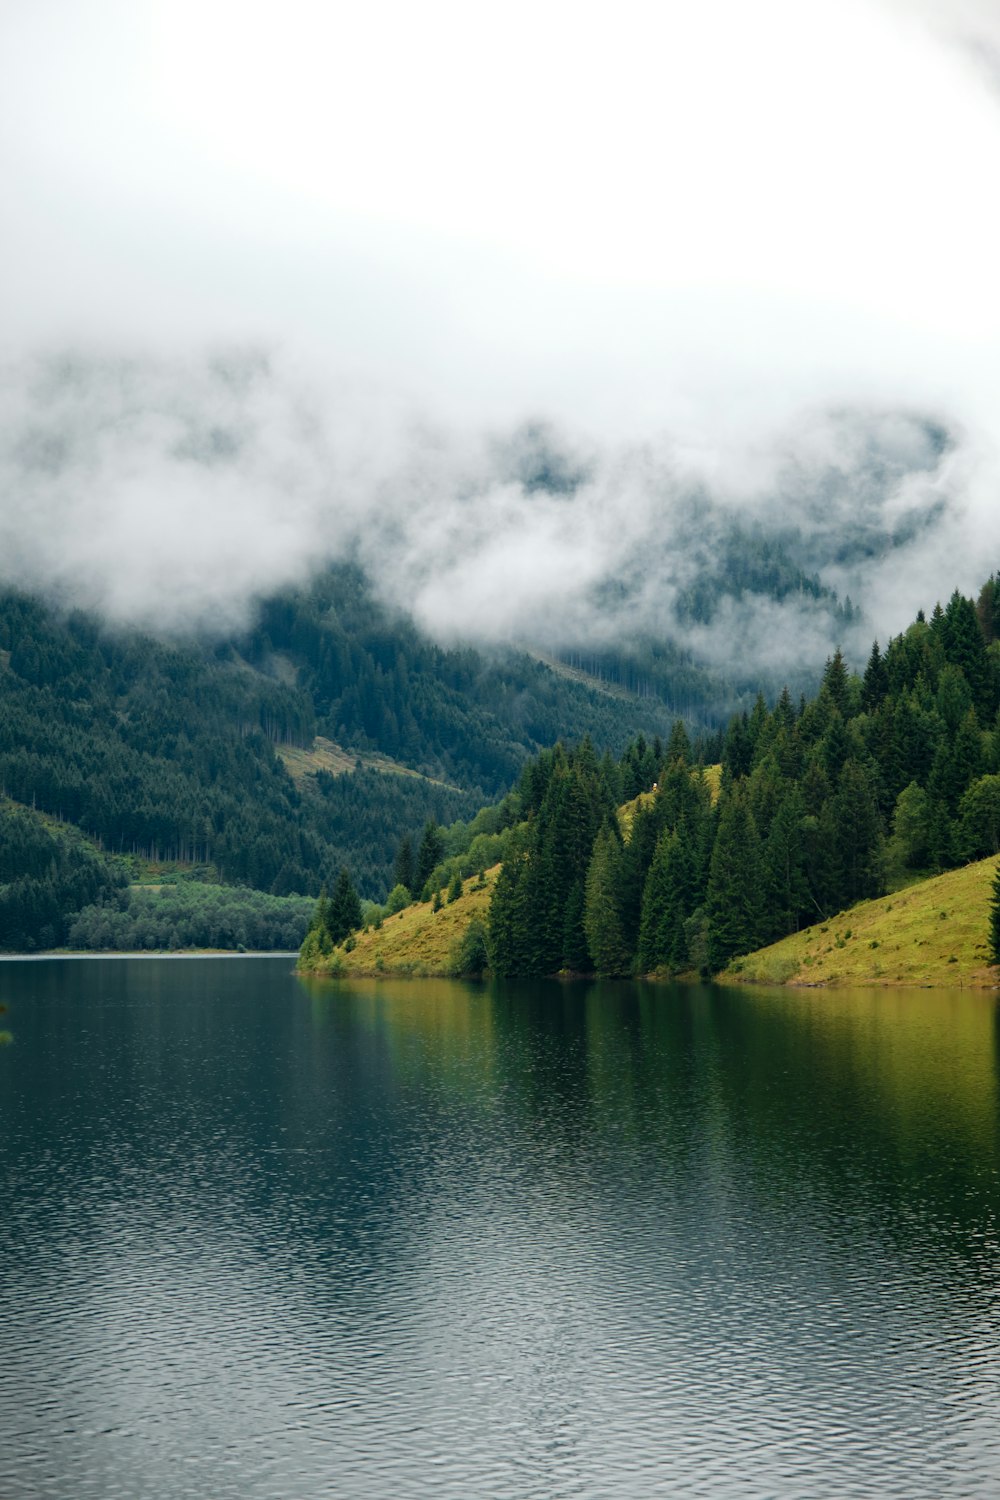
481, 581, 1000, 976
308, 578, 1000, 978
67, 884, 314, 953
0, 563, 691, 947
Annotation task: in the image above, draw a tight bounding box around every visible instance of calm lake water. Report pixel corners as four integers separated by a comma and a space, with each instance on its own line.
1, 959, 999, 1499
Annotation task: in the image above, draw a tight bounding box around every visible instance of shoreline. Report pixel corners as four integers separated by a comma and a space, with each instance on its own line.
0, 950, 300, 962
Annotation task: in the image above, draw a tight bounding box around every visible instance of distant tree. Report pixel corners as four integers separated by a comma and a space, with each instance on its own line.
488, 825, 535, 976
761, 786, 809, 942
447, 870, 463, 903
393, 834, 415, 897
861, 640, 888, 713
821, 648, 850, 716
449, 915, 490, 977
638, 828, 697, 972
384, 883, 411, 915
887, 781, 933, 875
415, 819, 445, 895
665, 718, 691, 766
584, 821, 630, 976
705, 791, 764, 971
958, 775, 1000, 860
327, 866, 362, 944
830, 758, 884, 906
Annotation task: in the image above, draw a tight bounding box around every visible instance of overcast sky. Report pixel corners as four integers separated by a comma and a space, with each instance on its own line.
2, 0, 999, 656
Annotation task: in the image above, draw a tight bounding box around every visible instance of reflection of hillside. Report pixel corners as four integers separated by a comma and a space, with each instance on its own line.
301, 974, 1000, 1259
299, 974, 497, 1089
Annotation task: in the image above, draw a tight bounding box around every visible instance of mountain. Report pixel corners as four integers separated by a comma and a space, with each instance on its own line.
0, 561, 707, 942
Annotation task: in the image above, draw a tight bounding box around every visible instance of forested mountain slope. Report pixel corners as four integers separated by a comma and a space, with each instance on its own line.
494, 581, 1000, 977
0, 563, 700, 940
329, 576, 1000, 982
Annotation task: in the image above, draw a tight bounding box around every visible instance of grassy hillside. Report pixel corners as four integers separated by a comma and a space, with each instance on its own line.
724, 857, 1000, 988
278, 735, 462, 790
306, 868, 499, 978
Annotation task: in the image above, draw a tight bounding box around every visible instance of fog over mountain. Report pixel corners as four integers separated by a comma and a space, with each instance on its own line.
2, 0, 999, 679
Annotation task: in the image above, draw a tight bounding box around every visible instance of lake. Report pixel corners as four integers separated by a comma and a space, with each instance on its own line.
1, 958, 998, 1498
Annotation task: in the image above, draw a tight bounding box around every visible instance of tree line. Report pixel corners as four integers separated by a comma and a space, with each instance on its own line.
484, 580, 1000, 976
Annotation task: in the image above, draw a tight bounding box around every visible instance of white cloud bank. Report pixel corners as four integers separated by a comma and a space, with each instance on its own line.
1, 0, 999, 673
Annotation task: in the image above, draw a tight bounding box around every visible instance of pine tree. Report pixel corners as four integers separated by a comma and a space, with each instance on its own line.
584, 822, 630, 975
705, 792, 764, 971
327, 866, 362, 945
762, 786, 809, 942
393, 834, 414, 896
415, 819, 445, 895
665, 719, 692, 766
488, 826, 535, 976
861, 640, 888, 713
638, 828, 697, 972
821, 648, 850, 716
830, 759, 884, 906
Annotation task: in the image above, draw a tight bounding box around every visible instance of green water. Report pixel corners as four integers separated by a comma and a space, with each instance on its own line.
1, 958, 998, 1497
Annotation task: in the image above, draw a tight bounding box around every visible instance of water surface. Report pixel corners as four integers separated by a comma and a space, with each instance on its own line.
1, 959, 999, 1497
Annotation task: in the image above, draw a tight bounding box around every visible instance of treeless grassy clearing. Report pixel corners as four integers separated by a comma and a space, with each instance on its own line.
278, 735, 461, 790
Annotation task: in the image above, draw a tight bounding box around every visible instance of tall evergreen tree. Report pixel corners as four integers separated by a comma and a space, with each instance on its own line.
393, 834, 415, 895
665, 718, 692, 766
705, 791, 764, 971
414, 819, 446, 895
762, 786, 809, 942
861, 640, 888, 713
638, 828, 697, 972
821, 648, 850, 716
327, 866, 362, 944
584, 821, 630, 976
830, 759, 884, 906
488, 826, 535, 977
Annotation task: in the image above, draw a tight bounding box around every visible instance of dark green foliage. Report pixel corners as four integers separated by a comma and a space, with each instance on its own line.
68, 884, 314, 951
415, 820, 446, 896
480, 581, 1000, 976
723, 713, 753, 781
665, 719, 692, 766
761, 786, 809, 943
327, 867, 362, 945
584, 821, 630, 976
0, 800, 126, 951
638, 829, 697, 972
487, 742, 611, 975
821, 648, 851, 717
861, 640, 888, 713
830, 759, 884, 906
705, 791, 765, 971
958, 776, 1000, 861
887, 782, 933, 875
447, 870, 463, 903
393, 835, 415, 896
449, 916, 490, 977
618, 801, 661, 954
487, 826, 535, 976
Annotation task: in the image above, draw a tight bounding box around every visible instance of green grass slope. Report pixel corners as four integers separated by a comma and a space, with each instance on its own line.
724, 857, 1000, 988
304, 868, 499, 979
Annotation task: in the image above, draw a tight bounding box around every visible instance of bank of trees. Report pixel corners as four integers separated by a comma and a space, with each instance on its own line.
68, 884, 314, 951
488, 583, 1000, 975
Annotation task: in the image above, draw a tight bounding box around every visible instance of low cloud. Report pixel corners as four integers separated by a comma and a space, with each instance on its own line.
0, 349, 989, 685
